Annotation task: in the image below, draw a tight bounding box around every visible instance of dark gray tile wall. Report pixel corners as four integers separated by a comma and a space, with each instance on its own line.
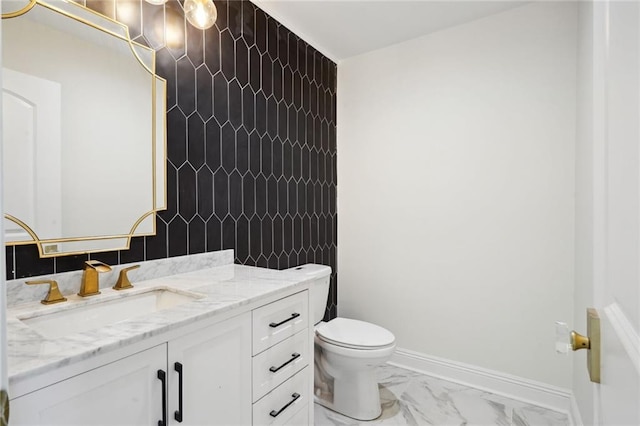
5, 0, 337, 319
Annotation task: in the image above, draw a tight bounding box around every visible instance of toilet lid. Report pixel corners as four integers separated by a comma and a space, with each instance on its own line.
316, 318, 395, 349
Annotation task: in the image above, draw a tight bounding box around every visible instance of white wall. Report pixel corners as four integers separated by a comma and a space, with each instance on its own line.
337, 2, 577, 388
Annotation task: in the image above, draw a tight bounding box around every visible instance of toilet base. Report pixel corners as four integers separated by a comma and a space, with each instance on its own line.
314, 367, 383, 421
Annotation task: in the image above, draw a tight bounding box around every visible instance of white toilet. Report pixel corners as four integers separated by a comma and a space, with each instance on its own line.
288, 264, 396, 421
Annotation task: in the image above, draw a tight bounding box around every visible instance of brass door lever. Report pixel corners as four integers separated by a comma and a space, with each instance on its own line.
113, 265, 140, 290
26, 279, 67, 305
557, 308, 600, 383
571, 330, 590, 351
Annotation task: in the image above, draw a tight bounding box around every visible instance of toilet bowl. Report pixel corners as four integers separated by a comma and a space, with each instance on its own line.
285, 264, 396, 421
314, 318, 396, 420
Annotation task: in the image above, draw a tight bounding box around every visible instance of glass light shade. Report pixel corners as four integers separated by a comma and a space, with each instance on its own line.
145, 0, 168, 5
184, 0, 217, 30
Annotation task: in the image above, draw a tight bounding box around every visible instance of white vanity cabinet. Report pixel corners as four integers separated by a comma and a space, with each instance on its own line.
10, 344, 167, 425
10, 313, 252, 426
8, 288, 314, 425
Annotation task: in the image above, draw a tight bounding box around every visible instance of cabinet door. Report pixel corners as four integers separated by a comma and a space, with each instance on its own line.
168, 313, 251, 425
10, 344, 167, 426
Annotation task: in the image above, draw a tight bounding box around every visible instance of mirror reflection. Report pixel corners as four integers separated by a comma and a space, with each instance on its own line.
2, 0, 166, 257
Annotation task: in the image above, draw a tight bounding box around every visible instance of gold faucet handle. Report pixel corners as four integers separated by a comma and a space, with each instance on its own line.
113, 265, 140, 291
26, 279, 67, 305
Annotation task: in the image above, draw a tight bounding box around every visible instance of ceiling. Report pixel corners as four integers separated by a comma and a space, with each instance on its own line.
250, 0, 529, 62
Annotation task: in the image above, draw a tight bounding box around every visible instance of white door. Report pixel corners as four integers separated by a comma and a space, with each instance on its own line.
588, 0, 640, 424
0, 12, 9, 426
167, 313, 252, 426
2, 68, 62, 243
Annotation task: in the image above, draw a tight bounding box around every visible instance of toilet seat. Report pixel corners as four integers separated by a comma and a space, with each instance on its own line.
315, 318, 395, 350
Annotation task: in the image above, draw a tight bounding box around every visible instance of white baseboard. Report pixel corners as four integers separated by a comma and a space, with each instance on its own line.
569, 394, 584, 426
389, 348, 579, 424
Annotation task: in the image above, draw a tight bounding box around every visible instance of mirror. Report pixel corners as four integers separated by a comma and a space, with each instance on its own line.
2, 0, 166, 257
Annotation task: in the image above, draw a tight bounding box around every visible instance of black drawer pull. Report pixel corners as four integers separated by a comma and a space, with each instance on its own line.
269, 353, 301, 373
269, 393, 301, 418
174, 362, 183, 422
157, 369, 167, 426
269, 313, 300, 328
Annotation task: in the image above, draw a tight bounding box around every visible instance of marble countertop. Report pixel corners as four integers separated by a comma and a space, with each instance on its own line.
6, 263, 317, 384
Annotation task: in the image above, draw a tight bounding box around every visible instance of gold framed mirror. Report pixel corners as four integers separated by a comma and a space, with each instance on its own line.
2, 0, 167, 257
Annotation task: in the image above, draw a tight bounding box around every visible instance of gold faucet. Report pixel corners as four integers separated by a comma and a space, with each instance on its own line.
78, 260, 111, 297
26, 279, 67, 304
113, 265, 140, 290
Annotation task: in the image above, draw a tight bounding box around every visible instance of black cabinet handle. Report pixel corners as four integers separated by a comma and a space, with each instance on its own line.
157, 370, 167, 426
269, 353, 301, 373
269, 393, 301, 418
269, 313, 300, 328
174, 362, 183, 423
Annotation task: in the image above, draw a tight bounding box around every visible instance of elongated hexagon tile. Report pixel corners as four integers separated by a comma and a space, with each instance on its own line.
167, 107, 187, 167
236, 38, 249, 87
196, 167, 214, 220
205, 118, 222, 170
204, 26, 221, 75
195, 66, 213, 121
236, 215, 249, 262
188, 216, 206, 254
186, 22, 204, 67
228, 79, 243, 129
219, 122, 235, 173
266, 176, 278, 217
249, 215, 262, 259
236, 127, 249, 174
227, 0, 242, 40
168, 216, 188, 257
177, 56, 196, 116
187, 114, 205, 169
212, 71, 229, 124
165, 2, 186, 58
220, 29, 235, 81
206, 215, 222, 252
255, 174, 268, 218
213, 169, 229, 219
242, 86, 255, 131
177, 164, 197, 221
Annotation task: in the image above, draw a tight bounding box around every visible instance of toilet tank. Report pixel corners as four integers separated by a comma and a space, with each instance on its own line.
286, 264, 331, 325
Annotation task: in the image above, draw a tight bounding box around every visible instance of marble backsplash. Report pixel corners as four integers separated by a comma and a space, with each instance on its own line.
5, 250, 234, 307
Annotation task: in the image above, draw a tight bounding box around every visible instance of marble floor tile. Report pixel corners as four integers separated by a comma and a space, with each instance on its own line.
513, 405, 570, 426
314, 364, 569, 426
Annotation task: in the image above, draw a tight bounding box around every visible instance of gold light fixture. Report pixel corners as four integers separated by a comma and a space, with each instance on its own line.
184, 0, 217, 30
144, 0, 217, 31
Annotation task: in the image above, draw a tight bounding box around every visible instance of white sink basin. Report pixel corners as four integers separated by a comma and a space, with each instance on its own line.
19, 288, 204, 339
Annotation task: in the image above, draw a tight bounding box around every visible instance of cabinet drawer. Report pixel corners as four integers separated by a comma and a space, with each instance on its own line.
252, 291, 308, 355
283, 404, 308, 425
252, 329, 309, 402
252, 367, 309, 426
